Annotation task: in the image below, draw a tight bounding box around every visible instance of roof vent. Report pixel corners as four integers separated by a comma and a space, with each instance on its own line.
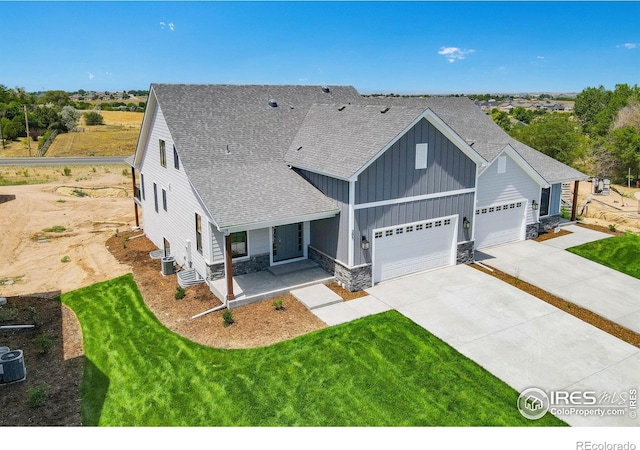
338, 105, 346, 111
268, 99, 278, 107
296, 145, 303, 152
225, 145, 231, 155
322, 86, 330, 93
380, 107, 390, 114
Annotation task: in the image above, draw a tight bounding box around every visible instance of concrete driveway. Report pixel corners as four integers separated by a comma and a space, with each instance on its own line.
478, 224, 640, 334
366, 264, 640, 426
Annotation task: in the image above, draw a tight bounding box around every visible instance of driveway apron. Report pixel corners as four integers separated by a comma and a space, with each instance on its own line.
366, 264, 640, 426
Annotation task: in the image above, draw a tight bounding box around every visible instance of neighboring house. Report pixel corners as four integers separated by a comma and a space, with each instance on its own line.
128, 84, 586, 304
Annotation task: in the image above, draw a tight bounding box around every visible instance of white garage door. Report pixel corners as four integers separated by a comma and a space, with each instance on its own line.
474, 201, 526, 249
372, 215, 457, 284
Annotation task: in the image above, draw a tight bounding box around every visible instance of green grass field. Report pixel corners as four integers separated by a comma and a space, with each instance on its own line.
567, 233, 640, 279
61, 275, 565, 427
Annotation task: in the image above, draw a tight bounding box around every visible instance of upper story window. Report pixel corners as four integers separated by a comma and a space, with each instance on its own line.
195, 213, 203, 254
140, 173, 145, 200
173, 145, 179, 170
162, 189, 167, 211
415, 143, 428, 169
159, 139, 166, 167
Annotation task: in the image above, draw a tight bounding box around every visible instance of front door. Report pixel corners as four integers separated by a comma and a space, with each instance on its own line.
273, 223, 304, 263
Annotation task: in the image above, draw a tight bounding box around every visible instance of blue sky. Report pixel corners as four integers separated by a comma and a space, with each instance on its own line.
1, 1, 638, 94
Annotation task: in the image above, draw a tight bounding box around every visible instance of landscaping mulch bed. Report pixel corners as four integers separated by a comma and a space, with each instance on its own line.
0, 294, 83, 426
471, 263, 640, 349
106, 231, 328, 349
533, 228, 572, 242
326, 282, 369, 301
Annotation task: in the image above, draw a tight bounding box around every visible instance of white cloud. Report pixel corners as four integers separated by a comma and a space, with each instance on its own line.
438, 47, 475, 63
621, 43, 637, 49
537, 56, 545, 59
160, 21, 175, 31
88, 72, 95, 81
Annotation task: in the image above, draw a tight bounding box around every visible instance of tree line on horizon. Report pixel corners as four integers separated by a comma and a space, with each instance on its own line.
489, 84, 640, 184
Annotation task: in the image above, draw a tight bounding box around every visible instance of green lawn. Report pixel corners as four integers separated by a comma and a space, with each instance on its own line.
61, 274, 565, 426
567, 233, 640, 279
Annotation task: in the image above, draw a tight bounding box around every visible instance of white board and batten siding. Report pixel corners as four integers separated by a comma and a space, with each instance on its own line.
371, 215, 457, 284
138, 103, 224, 277
475, 154, 539, 249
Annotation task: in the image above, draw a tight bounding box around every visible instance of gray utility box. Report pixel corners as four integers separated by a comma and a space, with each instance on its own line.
0, 349, 26, 384
161, 256, 176, 275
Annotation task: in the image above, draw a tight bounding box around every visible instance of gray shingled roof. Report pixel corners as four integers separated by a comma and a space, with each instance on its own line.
151, 84, 363, 229
149, 85, 586, 229
362, 96, 587, 184
285, 104, 428, 180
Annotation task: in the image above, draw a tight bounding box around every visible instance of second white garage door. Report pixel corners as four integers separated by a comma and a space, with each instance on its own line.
474, 201, 526, 249
372, 215, 457, 284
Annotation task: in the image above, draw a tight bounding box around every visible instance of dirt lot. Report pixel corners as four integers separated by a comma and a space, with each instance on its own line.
575, 180, 640, 233
0, 171, 135, 296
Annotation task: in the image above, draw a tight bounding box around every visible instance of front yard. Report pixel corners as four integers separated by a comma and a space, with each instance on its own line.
61, 274, 564, 426
567, 232, 640, 280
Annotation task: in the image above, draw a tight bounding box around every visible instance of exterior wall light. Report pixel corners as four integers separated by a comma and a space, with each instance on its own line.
463, 217, 471, 230
361, 236, 370, 250
532, 200, 538, 210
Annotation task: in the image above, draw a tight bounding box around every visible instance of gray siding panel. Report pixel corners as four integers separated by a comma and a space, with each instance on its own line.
354, 192, 475, 266
297, 169, 349, 263
355, 118, 476, 204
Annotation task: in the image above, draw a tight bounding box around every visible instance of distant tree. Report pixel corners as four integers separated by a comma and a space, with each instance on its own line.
83, 111, 104, 126
608, 126, 640, 182
491, 109, 511, 132
61, 106, 81, 131
509, 113, 588, 167
39, 90, 71, 108
0, 117, 25, 140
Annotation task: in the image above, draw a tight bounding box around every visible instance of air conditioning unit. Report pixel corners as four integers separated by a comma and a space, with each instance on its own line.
0, 349, 26, 384
161, 256, 175, 275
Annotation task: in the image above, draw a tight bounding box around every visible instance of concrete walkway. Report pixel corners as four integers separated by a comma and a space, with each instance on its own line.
478, 224, 640, 334
366, 265, 640, 426
292, 284, 391, 325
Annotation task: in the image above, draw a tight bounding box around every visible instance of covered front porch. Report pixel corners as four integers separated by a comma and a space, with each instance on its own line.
209, 259, 334, 309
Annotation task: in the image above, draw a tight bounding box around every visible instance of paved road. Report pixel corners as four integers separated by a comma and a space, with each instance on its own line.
0, 156, 129, 166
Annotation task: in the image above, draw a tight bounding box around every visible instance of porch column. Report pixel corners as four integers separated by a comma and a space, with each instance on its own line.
225, 234, 235, 301
131, 167, 139, 227
571, 180, 580, 221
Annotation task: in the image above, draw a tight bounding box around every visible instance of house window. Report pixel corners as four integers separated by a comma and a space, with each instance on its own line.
230, 231, 248, 258
195, 213, 203, 254
415, 143, 428, 170
153, 183, 158, 212
497, 156, 507, 174
162, 189, 167, 211
159, 140, 166, 167
140, 173, 145, 200
540, 187, 551, 216
173, 145, 179, 170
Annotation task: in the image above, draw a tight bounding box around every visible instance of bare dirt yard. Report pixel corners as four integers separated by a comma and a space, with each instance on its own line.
575, 180, 640, 233
0, 170, 135, 297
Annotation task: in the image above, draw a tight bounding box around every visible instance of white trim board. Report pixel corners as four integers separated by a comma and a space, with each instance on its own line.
354, 187, 475, 211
